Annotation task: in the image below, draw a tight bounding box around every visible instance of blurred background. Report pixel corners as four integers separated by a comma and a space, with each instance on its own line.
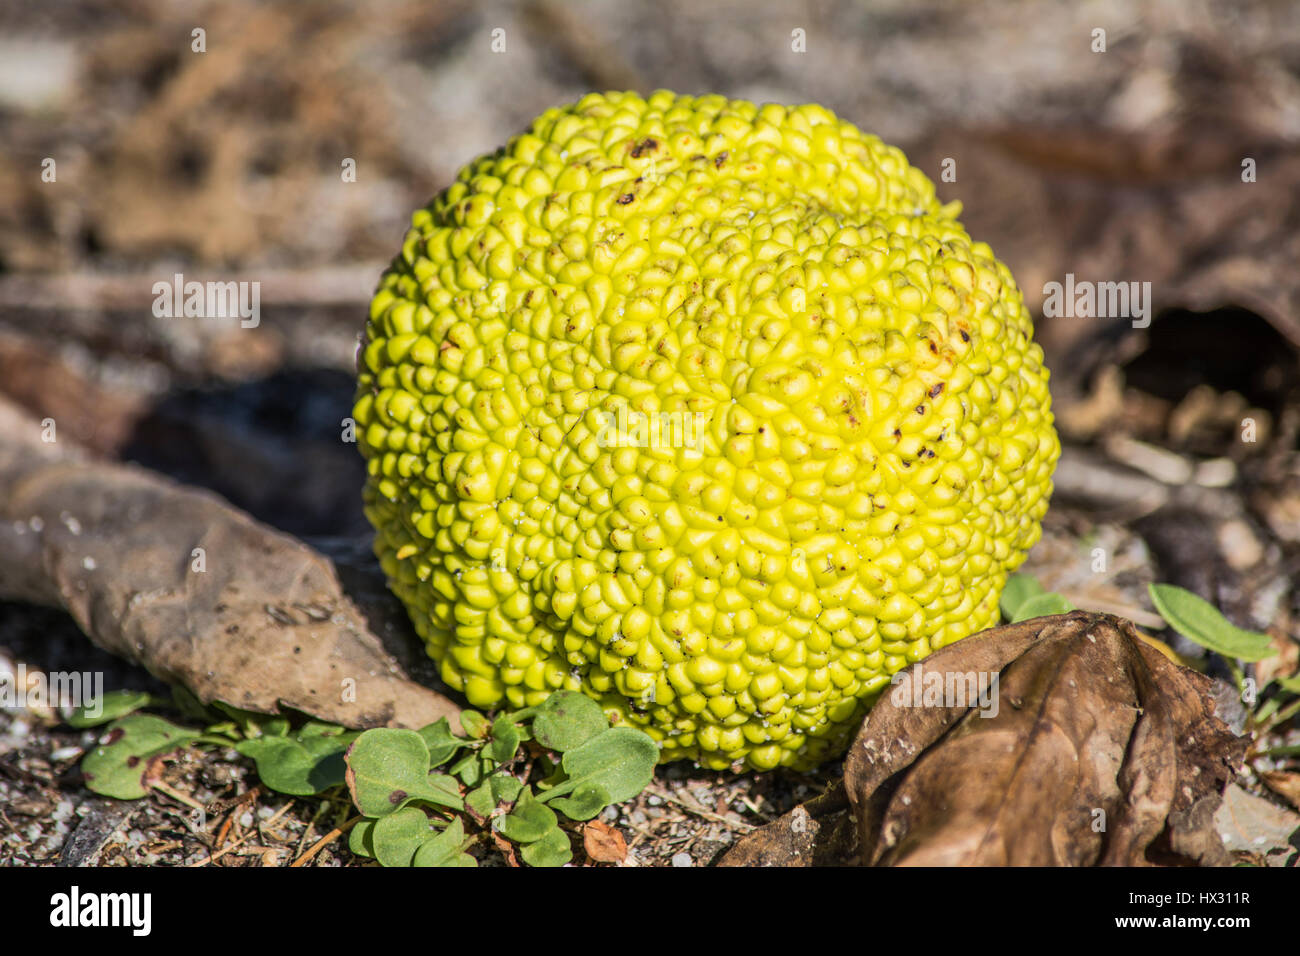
1, 0, 1298, 644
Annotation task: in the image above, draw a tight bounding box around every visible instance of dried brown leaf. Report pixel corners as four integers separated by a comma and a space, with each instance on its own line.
0, 398, 458, 732
582, 820, 628, 864
715, 786, 852, 867
1214, 783, 1300, 863
1259, 771, 1300, 814
843, 612, 1246, 866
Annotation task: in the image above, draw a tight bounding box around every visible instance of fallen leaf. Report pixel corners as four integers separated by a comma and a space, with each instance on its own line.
1214, 783, 1300, 864
582, 820, 628, 864
842, 612, 1246, 866
0, 397, 459, 733
715, 787, 854, 868
1259, 771, 1300, 813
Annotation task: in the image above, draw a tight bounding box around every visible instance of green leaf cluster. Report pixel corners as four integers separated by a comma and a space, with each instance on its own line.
77, 691, 357, 801
344, 691, 658, 868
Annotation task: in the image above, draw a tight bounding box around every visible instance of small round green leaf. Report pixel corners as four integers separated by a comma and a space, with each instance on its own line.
1010, 592, 1074, 623
417, 718, 466, 767
465, 784, 495, 818
81, 715, 199, 800
548, 782, 612, 822
489, 774, 523, 804
999, 573, 1045, 622
372, 806, 438, 868
531, 691, 609, 752
489, 715, 522, 765
545, 726, 658, 805
519, 826, 572, 867
495, 788, 557, 843
348, 818, 376, 858
345, 728, 464, 816
236, 722, 358, 796
412, 817, 477, 867
450, 750, 483, 786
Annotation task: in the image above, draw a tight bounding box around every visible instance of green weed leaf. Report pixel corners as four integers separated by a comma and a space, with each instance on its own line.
66, 690, 152, 728
1010, 592, 1074, 623
547, 782, 611, 822
488, 714, 522, 765
417, 718, 465, 767
539, 726, 657, 806
449, 750, 483, 786
490, 774, 523, 804
459, 710, 489, 739
372, 806, 438, 868
465, 784, 495, 818
345, 728, 464, 816
349, 818, 376, 858
411, 817, 477, 867
235, 722, 358, 796
495, 788, 557, 843
81, 715, 199, 800
519, 826, 572, 867
1000, 573, 1044, 622
1149, 583, 1274, 662
530, 691, 608, 752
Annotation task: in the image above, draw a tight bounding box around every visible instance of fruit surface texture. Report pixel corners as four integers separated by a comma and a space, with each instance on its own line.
354, 90, 1059, 770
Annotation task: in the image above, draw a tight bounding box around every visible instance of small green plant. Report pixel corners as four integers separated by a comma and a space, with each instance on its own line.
999, 573, 1074, 622
1146, 583, 1273, 662
72, 687, 658, 867
343, 691, 658, 867
74, 691, 360, 800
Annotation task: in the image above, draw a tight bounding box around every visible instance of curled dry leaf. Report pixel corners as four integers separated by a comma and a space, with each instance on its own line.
844, 612, 1246, 866
0, 398, 459, 732
582, 820, 628, 864
716, 787, 853, 868
721, 612, 1247, 867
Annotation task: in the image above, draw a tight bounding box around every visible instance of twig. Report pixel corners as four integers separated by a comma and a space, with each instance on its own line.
214, 812, 235, 850
151, 780, 206, 813
293, 799, 330, 859
188, 801, 294, 866
645, 785, 754, 831
291, 816, 360, 868
187, 831, 256, 867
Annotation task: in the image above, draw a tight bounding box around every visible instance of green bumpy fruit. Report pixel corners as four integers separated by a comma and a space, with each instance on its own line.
354, 90, 1059, 771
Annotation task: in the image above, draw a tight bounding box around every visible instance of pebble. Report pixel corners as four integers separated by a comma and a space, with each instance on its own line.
671, 852, 693, 867
1218, 520, 1264, 570
239, 811, 254, 828
646, 794, 663, 806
